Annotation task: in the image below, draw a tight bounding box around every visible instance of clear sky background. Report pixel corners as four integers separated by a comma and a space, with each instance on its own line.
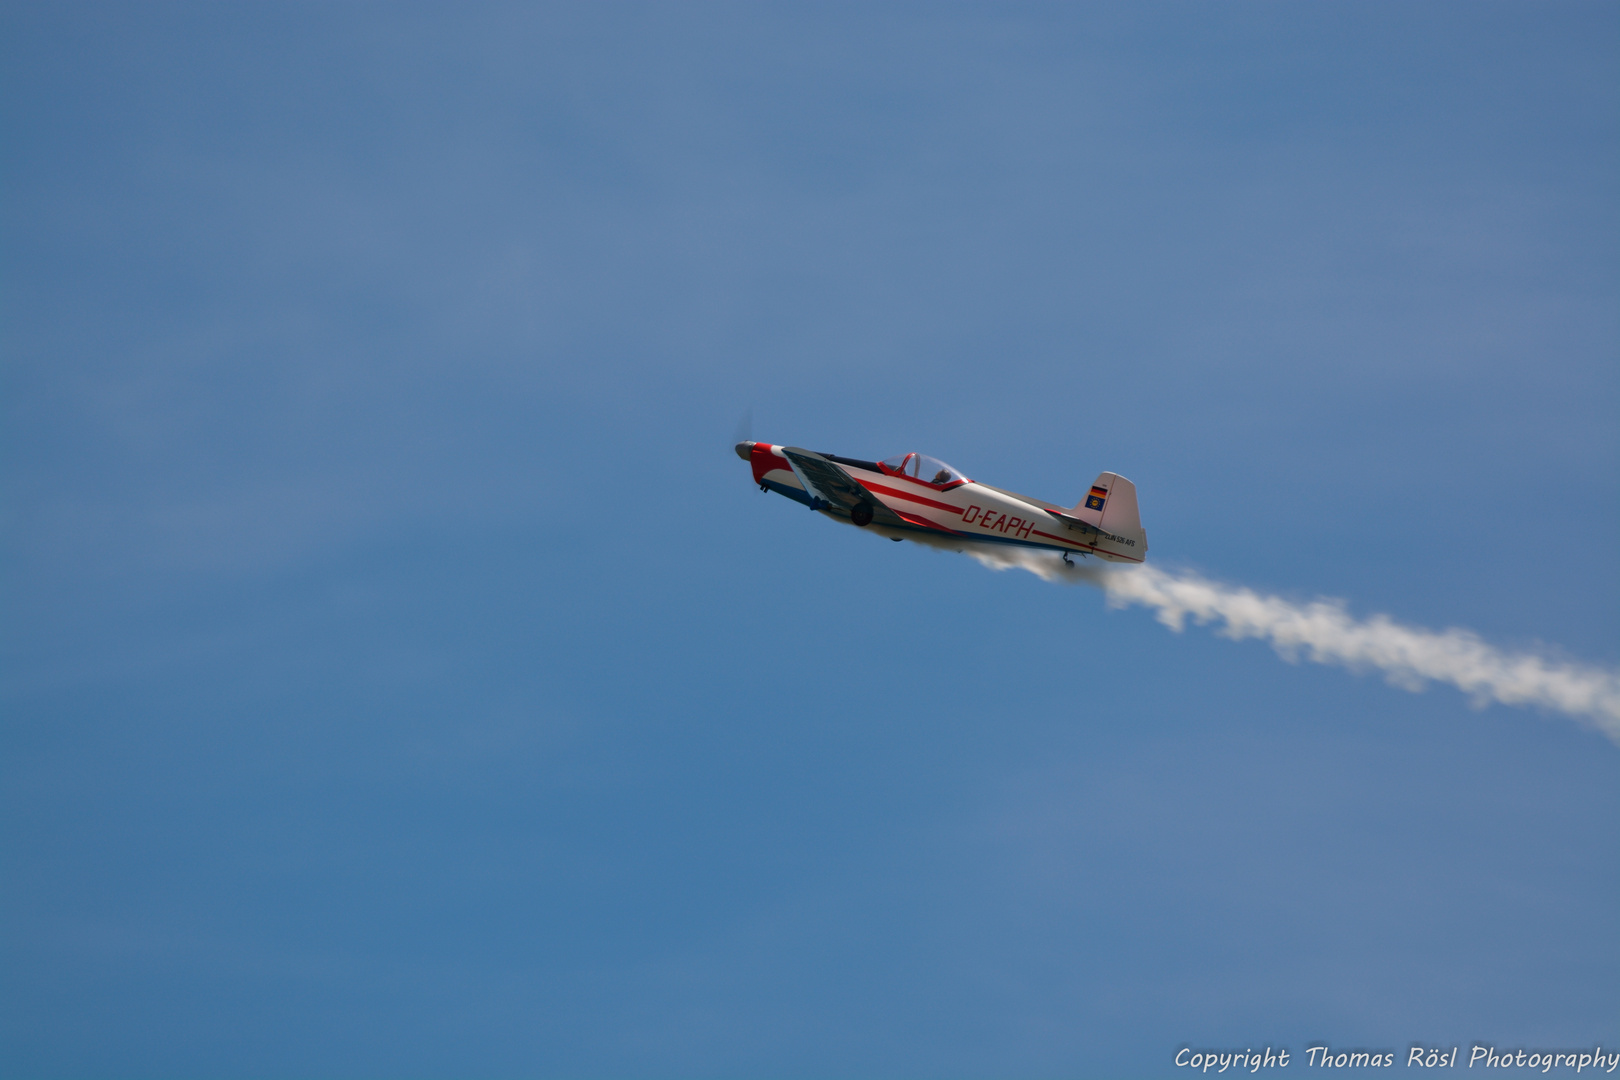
3, 4, 1616, 1077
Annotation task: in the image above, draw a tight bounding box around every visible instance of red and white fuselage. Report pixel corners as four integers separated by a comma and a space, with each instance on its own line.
737, 442, 1147, 563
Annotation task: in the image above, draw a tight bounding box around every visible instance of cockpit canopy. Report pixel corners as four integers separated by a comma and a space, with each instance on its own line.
879, 452, 968, 488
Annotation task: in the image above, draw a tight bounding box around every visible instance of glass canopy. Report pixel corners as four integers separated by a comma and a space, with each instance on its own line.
878, 452, 967, 488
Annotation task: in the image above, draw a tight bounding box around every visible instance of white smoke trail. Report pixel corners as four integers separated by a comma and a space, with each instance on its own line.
957, 543, 1620, 744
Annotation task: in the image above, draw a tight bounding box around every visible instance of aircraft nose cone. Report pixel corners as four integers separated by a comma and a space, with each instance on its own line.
734, 441, 755, 461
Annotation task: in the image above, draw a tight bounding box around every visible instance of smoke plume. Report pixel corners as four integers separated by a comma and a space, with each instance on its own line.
959, 543, 1620, 744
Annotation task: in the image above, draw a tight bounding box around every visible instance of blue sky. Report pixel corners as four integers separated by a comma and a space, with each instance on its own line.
2, 4, 1616, 1076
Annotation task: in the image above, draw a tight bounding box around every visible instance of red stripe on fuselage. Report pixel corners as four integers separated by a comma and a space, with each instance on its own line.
1028, 527, 1145, 563
893, 509, 960, 534
856, 479, 965, 515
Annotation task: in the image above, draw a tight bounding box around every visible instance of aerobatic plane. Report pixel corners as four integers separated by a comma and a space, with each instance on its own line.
735, 441, 1147, 564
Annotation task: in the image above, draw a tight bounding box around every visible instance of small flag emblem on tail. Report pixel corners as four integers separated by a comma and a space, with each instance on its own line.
1085, 485, 1108, 512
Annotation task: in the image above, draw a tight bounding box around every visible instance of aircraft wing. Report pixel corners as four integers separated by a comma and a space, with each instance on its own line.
779, 448, 914, 529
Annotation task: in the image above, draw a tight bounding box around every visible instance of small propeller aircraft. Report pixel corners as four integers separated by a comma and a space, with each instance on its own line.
735, 441, 1147, 564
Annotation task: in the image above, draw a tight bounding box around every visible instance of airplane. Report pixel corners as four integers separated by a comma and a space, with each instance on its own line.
735, 441, 1147, 564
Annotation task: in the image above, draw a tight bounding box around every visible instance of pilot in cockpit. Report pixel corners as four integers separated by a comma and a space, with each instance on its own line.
881, 452, 964, 488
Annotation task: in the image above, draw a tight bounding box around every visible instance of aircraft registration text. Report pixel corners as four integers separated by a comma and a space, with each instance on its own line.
961, 505, 1036, 539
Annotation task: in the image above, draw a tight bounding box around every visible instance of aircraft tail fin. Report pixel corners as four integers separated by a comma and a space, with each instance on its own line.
1072, 472, 1147, 557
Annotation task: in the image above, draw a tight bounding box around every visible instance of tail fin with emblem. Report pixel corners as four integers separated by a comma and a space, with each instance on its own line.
1072, 472, 1147, 560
